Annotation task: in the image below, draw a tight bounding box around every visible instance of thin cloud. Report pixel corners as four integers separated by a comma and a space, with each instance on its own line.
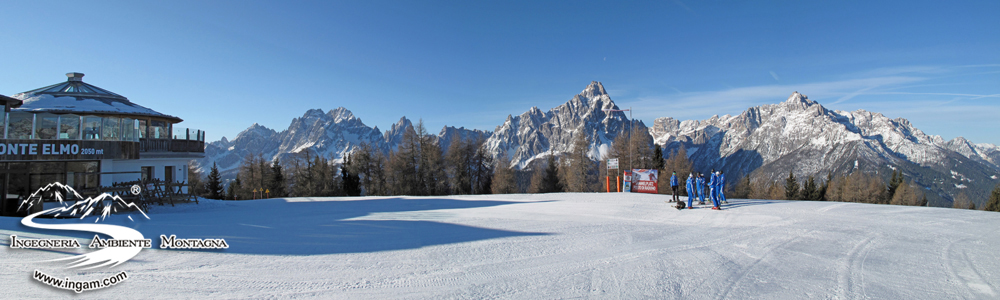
769, 71, 780, 81
621, 76, 925, 122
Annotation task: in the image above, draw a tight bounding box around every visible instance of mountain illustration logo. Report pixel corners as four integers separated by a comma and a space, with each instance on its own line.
17, 182, 150, 269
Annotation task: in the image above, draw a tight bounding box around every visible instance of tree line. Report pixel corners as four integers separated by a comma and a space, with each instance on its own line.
188, 123, 1000, 212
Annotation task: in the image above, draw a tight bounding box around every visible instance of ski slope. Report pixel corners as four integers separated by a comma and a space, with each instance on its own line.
2, 193, 999, 299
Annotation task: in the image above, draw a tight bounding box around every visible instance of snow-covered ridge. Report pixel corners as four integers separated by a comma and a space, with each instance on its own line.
201, 107, 492, 178
484, 81, 638, 169
649, 91, 1000, 206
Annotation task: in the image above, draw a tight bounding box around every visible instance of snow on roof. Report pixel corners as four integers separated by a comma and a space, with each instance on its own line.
12, 94, 182, 122
10, 73, 182, 122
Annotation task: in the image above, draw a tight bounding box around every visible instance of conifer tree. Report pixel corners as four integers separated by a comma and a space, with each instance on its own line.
227, 175, 241, 200
653, 145, 665, 171
802, 175, 818, 200
888, 170, 903, 200
446, 136, 473, 194
819, 172, 831, 201
542, 155, 563, 193
985, 183, 1000, 212
785, 171, 800, 200
469, 138, 494, 194
206, 162, 224, 199
268, 158, 287, 197
342, 154, 361, 196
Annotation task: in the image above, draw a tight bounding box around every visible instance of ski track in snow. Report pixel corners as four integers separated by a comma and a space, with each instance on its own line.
2, 194, 1000, 299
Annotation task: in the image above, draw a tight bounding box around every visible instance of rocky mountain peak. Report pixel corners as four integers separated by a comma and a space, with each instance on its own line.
327, 107, 357, 123
581, 81, 607, 98
783, 91, 818, 111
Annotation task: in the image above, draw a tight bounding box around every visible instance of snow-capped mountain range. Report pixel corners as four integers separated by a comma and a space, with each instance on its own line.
649, 92, 1000, 206
199, 82, 999, 206
201, 107, 491, 179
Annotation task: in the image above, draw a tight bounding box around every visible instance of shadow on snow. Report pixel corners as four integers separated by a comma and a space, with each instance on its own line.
6, 197, 550, 256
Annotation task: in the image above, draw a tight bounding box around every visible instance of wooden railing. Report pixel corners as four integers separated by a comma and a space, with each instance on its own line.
140, 138, 204, 153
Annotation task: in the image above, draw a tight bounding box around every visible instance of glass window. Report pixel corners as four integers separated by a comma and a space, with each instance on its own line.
82, 116, 102, 140
122, 118, 137, 142
172, 127, 187, 140
150, 120, 167, 139
59, 114, 80, 139
7, 112, 33, 139
102, 116, 120, 141
141, 166, 153, 181
67, 161, 99, 191
138, 119, 147, 139
35, 113, 58, 140
0, 112, 6, 139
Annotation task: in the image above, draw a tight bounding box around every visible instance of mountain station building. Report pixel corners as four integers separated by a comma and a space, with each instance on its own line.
0, 72, 205, 216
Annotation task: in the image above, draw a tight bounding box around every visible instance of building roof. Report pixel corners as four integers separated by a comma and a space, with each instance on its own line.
12, 73, 182, 123
0, 94, 22, 108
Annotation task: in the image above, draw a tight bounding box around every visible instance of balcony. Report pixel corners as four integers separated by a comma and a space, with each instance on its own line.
140, 128, 205, 153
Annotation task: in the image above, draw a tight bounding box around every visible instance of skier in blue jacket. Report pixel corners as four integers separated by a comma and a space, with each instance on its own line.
670, 171, 679, 202
719, 171, 728, 204
709, 170, 721, 209
696, 173, 706, 205
686, 173, 695, 209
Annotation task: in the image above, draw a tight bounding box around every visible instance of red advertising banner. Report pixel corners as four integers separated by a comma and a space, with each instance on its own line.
631, 169, 658, 194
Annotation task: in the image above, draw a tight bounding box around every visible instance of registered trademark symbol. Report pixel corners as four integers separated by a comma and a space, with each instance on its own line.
130, 185, 142, 195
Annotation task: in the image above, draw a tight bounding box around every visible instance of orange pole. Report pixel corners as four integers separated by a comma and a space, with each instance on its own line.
616, 176, 621, 192
606, 176, 610, 193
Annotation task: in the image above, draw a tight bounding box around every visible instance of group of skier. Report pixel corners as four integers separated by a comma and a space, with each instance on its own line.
669, 170, 727, 210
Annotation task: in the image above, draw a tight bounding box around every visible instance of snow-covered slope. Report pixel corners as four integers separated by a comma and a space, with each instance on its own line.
3, 194, 999, 298
484, 81, 638, 169
649, 92, 1000, 206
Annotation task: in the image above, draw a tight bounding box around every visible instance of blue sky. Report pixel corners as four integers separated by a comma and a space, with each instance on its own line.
2, 1, 997, 145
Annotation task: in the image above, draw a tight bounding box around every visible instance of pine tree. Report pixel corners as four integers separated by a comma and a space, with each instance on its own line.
446, 136, 473, 194
206, 162, 224, 199
470, 138, 494, 194
342, 154, 361, 196
985, 183, 1000, 212
653, 145, 665, 171
542, 155, 563, 193
802, 175, 818, 201
888, 170, 903, 201
268, 158, 287, 198
784, 171, 800, 200
227, 175, 241, 200
418, 121, 448, 195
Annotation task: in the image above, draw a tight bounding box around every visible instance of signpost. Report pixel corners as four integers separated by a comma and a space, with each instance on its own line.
607, 158, 619, 193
